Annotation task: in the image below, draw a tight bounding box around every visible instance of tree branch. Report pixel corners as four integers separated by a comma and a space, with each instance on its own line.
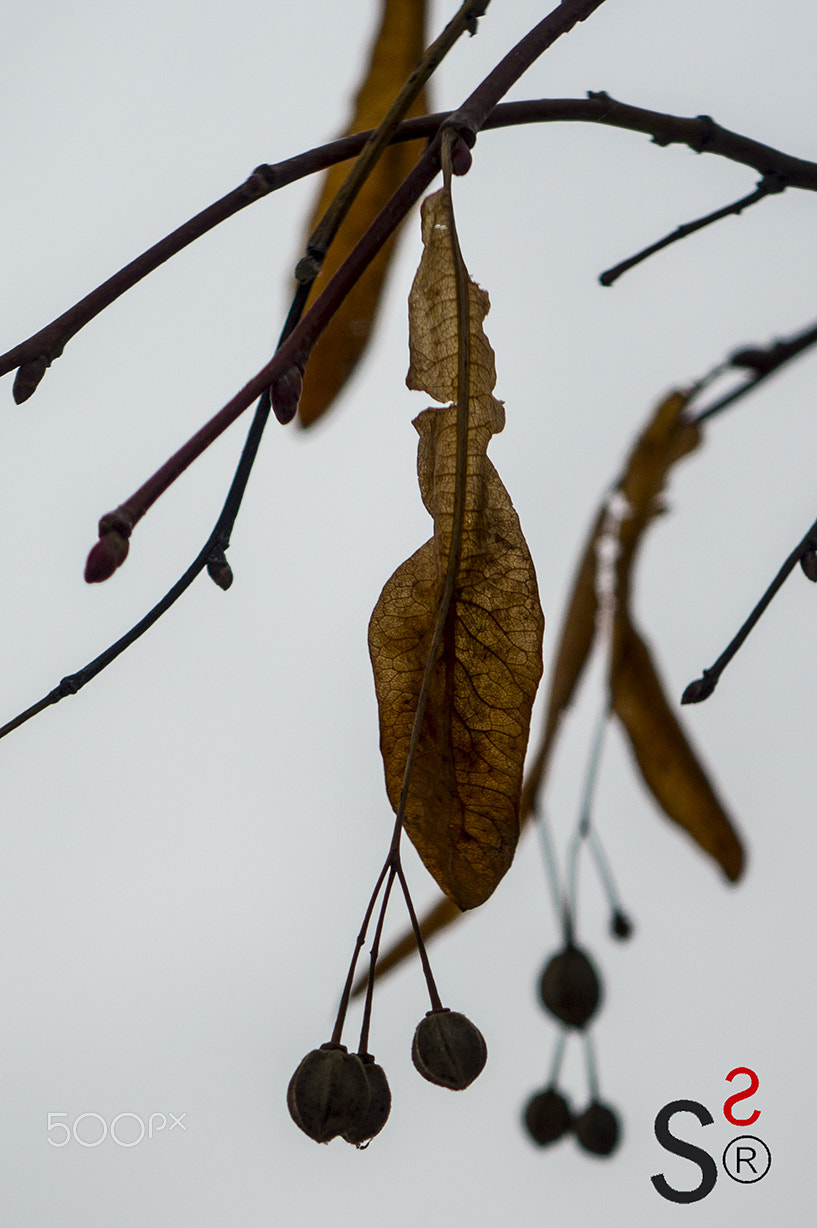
6, 91, 817, 397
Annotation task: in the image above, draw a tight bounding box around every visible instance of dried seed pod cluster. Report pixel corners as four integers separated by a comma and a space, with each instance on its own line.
522, 1086, 621, 1157
289, 1009, 486, 1146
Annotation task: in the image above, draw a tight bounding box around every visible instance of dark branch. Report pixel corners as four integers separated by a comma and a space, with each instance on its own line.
692, 317, 817, 423
5, 91, 817, 393
682, 513, 817, 705
599, 176, 786, 287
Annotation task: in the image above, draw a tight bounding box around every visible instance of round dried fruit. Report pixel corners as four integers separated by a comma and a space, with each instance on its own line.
573, 1100, 621, 1157
342, 1055, 392, 1147
411, 1009, 487, 1090
538, 945, 602, 1029
287, 1043, 370, 1143
523, 1087, 572, 1146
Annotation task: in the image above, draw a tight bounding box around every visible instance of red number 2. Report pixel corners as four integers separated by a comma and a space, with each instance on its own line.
723, 1067, 760, 1127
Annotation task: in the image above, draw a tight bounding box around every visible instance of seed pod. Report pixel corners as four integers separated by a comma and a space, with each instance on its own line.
573, 1100, 621, 1157
342, 1055, 391, 1147
287, 1043, 370, 1143
610, 909, 634, 941
523, 1087, 572, 1146
538, 945, 602, 1029
800, 549, 817, 582
411, 1008, 487, 1090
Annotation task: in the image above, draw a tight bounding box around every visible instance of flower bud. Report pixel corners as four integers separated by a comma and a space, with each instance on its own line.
538, 945, 602, 1030
84, 530, 130, 583
450, 137, 473, 176
523, 1087, 572, 1146
287, 1043, 370, 1144
411, 1008, 487, 1090
573, 1100, 621, 1157
342, 1055, 391, 1147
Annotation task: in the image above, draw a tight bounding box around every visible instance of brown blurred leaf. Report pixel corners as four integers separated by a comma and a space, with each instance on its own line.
297, 0, 429, 427
368, 190, 544, 909
611, 620, 744, 881
520, 504, 604, 821
610, 391, 745, 881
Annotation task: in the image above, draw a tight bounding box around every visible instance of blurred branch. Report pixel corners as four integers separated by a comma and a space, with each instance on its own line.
692, 317, 817, 423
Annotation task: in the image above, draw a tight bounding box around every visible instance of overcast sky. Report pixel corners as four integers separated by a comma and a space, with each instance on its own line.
2, 2, 817, 1224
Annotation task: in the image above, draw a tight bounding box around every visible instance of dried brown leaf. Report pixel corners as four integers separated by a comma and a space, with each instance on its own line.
609, 391, 745, 881
368, 191, 544, 910
611, 618, 745, 881
365, 391, 746, 983
297, 0, 429, 427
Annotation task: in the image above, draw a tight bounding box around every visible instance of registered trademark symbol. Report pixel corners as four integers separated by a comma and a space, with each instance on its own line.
722, 1134, 771, 1183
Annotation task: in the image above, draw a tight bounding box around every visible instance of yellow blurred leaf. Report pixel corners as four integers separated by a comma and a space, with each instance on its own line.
298, 0, 429, 427
368, 190, 544, 909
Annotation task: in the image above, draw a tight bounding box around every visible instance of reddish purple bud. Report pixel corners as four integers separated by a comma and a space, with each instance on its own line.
270, 366, 303, 425
13, 355, 50, 404
85, 531, 130, 583
451, 138, 473, 177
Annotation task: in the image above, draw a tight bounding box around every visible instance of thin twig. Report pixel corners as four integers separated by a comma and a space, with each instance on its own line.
286, 0, 491, 334
599, 176, 785, 287
566, 710, 609, 938
358, 868, 397, 1056
682, 512, 817, 704
692, 317, 817, 423
0, 394, 271, 742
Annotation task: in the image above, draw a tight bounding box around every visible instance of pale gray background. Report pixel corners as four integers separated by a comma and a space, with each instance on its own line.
2, 2, 815, 1224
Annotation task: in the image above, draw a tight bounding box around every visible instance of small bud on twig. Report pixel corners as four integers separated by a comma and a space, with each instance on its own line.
206, 551, 234, 590
84, 509, 134, 584
681, 672, 718, 704
13, 355, 50, 404
269, 365, 304, 424
800, 548, 817, 582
